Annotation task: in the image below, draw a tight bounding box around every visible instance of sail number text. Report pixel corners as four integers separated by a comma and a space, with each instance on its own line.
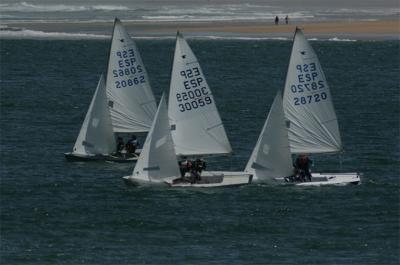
294, 92, 327, 105
113, 49, 146, 88
291, 63, 326, 93
291, 63, 328, 105
176, 67, 213, 112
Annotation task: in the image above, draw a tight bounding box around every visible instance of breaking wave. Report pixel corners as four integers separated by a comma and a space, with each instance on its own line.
0, 2, 129, 12
0, 28, 109, 40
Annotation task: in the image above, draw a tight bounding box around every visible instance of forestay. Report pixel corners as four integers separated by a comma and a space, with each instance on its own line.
245, 92, 293, 180
73, 75, 116, 155
131, 94, 180, 182
283, 28, 342, 154
106, 18, 157, 133
168, 32, 232, 156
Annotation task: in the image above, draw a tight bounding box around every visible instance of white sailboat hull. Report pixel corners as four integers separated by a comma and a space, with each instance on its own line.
164, 171, 252, 188
105, 154, 138, 163
65, 152, 138, 163
64, 152, 106, 161
122, 175, 168, 186
275, 172, 361, 186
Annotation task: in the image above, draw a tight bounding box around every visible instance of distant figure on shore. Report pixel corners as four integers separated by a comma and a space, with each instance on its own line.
275, 16, 279, 25
285, 15, 289, 24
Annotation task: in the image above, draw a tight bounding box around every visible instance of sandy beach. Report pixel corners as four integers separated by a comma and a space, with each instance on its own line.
4, 20, 400, 39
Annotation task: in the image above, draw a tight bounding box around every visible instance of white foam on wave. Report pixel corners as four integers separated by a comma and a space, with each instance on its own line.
0, 2, 129, 12
194, 36, 289, 41
0, 27, 359, 42
328, 37, 357, 42
308, 37, 357, 42
0, 28, 109, 40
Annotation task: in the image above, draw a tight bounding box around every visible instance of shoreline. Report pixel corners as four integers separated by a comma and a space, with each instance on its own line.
1, 20, 399, 40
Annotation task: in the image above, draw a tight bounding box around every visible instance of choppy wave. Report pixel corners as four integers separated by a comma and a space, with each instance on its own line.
328, 37, 357, 42
195, 36, 289, 41
0, 28, 108, 40
1, 2, 397, 24
0, 2, 129, 12
0, 27, 364, 41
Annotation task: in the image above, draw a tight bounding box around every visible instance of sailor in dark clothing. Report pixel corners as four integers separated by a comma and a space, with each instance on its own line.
294, 154, 313, 182
194, 158, 206, 174
179, 157, 192, 178
116, 137, 125, 155
126, 135, 139, 154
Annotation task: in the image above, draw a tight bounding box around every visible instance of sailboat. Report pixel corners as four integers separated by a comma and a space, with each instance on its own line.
246, 28, 360, 186
279, 28, 360, 185
105, 18, 157, 161
122, 94, 251, 188
65, 75, 116, 161
165, 32, 252, 187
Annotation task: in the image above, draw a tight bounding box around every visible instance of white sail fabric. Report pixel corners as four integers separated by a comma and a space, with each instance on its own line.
283, 28, 342, 154
131, 94, 180, 182
73, 75, 116, 155
168, 32, 232, 156
245, 92, 293, 180
106, 18, 157, 133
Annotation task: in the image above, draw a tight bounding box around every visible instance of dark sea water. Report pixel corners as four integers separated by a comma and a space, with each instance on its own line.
1, 39, 399, 264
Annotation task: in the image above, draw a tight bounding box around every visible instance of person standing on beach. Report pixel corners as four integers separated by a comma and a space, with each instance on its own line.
285, 15, 289, 24
275, 16, 279, 25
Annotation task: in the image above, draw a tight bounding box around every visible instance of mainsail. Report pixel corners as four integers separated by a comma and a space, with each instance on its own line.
106, 18, 157, 133
245, 92, 293, 180
131, 94, 180, 182
73, 75, 116, 155
283, 28, 342, 154
168, 32, 232, 156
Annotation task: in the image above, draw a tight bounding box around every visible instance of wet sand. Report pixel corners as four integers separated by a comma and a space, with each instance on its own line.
4, 20, 400, 39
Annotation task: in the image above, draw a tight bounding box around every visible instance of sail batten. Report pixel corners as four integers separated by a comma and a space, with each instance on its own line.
283, 28, 342, 154
168, 32, 232, 156
106, 18, 157, 133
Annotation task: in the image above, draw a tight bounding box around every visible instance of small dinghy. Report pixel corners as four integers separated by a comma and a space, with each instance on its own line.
123, 95, 252, 188
244, 28, 362, 186
66, 18, 157, 162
